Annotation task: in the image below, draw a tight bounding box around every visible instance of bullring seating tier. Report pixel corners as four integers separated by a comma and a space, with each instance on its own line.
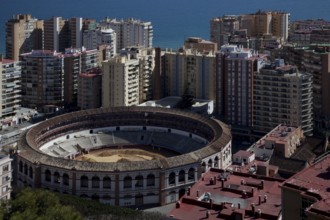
40, 130, 205, 158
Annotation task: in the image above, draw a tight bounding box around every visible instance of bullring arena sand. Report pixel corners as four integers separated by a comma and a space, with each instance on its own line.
75, 147, 178, 163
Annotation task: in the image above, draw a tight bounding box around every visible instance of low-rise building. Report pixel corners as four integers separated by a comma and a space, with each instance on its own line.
281, 154, 330, 220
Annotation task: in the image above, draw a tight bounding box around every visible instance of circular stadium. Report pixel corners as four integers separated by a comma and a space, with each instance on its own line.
17, 107, 232, 207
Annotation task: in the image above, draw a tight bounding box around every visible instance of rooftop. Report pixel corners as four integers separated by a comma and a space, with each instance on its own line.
281, 154, 330, 217
168, 169, 283, 220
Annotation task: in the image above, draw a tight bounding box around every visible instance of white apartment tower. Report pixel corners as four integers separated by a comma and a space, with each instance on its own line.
100, 18, 153, 52
83, 27, 117, 57
0, 58, 21, 118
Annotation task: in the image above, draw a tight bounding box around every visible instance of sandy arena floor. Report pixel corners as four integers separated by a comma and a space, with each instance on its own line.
75, 148, 171, 163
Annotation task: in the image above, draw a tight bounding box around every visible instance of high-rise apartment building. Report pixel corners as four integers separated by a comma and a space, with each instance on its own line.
0, 58, 21, 118
210, 11, 289, 48
102, 46, 155, 107
63, 47, 98, 107
102, 55, 140, 107
78, 68, 102, 110
43, 17, 83, 52
83, 27, 117, 57
279, 44, 330, 133
100, 18, 153, 52
20, 50, 64, 112
253, 61, 313, 135
216, 45, 267, 129
163, 48, 216, 102
6, 14, 43, 61
44, 17, 69, 52
120, 46, 155, 103
302, 45, 330, 131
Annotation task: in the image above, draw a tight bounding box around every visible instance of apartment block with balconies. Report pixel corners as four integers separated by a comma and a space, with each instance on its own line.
253, 60, 313, 135
0, 59, 21, 118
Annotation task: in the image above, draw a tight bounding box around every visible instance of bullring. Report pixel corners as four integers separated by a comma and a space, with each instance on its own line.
17, 107, 232, 207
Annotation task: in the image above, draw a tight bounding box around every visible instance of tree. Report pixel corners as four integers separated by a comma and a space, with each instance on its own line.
1, 188, 82, 220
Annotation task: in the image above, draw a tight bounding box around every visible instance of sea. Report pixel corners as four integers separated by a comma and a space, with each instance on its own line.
1, 0, 330, 54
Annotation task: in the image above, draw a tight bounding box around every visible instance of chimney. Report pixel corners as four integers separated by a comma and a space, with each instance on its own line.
196, 190, 200, 197
176, 201, 181, 208
238, 203, 241, 209
221, 178, 224, 188
258, 195, 261, 205
241, 179, 245, 185
251, 187, 255, 196
213, 176, 217, 185
206, 210, 210, 218
187, 187, 191, 196
264, 194, 268, 203
261, 180, 264, 189
210, 198, 213, 209
257, 209, 262, 218
251, 203, 255, 215
210, 178, 214, 185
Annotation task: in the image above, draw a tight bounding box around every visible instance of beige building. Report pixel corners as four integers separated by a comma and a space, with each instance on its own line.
102, 46, 155, 107
163, 48, 216, 103
102, 55, 140, 107
210, 11, 289, 47
0, 58, 21, 118
183, 37, 217, 53
78, 68, 102, 110
5, 14, 43, 61
281, 154, 330, 220
253, 61, 313, 135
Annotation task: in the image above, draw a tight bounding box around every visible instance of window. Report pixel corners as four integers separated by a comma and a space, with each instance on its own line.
2, 165, 9, 172
92, 176, 100, 188
188, 168, 195, 181
81, 176, 88, 188
103, 177, 111, 189
135, 175, 143, 188
146, 174, 155, 187
45, 170, 51, 182
29, 167, 33, 178
123, 176, 132, 189
168, 172, 175, 186
54, 172, 60, 184
178, 170, 185, 183
63, 174, 69, 186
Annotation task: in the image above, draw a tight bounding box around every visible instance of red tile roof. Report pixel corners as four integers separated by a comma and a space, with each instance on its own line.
168, 169, 284, 220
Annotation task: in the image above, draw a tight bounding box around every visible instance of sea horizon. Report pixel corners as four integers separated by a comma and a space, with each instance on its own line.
1, 0, 330, 54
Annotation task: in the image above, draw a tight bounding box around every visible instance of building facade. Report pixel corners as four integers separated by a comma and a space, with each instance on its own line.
216, 44, 267, 129
20, 50, 64, 113
253, 61, 313, 135
100, 18, 153, 52
6, 14, 43, 61
281, 154, 330, 220
102, 55, 140, 107
163, 48, 216, 103
0, 59, 21, 118
78, 68, 102, 110
0, 155, 12, 201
